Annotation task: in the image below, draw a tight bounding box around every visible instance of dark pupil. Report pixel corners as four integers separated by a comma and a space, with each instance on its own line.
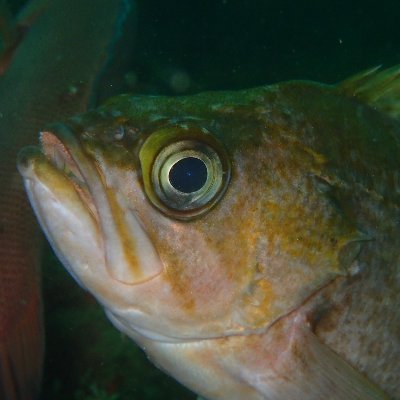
169, 157, 208, 193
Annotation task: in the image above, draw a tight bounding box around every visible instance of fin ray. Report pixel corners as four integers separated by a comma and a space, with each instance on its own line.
293, 325, 389, 400
247, 316, 391, 400
337, 65, 400, 119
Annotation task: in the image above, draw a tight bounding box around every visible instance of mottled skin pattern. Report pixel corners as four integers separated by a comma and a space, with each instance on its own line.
18, 75, 399, 399
276, 83, 400, 394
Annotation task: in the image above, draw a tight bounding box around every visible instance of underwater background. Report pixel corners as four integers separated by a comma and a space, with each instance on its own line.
7, 0, 400, 399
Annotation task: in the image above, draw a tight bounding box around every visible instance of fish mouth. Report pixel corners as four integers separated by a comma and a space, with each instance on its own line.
39, 129, 100, 223
17, 126, 106, 290
18, 125, 102, 238
18, 124, 163, 295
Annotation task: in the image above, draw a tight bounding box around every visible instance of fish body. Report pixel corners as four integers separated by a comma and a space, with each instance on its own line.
18, 66, 400, 399
0, 0, 136, 398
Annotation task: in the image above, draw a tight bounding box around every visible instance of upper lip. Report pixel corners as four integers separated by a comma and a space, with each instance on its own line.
40, 130, 84, 182
39, 127, 99, 222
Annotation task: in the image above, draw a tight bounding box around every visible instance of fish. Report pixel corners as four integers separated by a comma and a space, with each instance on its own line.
0, 0, 136, 398
17, 65, 400, 399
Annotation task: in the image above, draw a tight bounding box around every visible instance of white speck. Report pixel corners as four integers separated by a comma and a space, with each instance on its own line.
114, 126, 125, 140
349, 262, 362, 276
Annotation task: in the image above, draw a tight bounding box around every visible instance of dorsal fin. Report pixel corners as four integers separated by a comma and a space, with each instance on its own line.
337, 65, 400, 120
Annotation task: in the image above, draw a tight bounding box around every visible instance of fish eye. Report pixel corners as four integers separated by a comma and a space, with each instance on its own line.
153, 140, 225, 211
139, 127, 230, 220
168, 156, 208, 193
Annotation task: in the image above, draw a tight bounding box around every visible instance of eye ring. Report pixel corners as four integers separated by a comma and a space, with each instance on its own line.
139, 126, 231, 220
153, 140, 224, 211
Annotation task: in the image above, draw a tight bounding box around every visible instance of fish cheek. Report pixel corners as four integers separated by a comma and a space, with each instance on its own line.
230, 147, 367, 329
145, 219, 244, 319
130, 158, 257, 324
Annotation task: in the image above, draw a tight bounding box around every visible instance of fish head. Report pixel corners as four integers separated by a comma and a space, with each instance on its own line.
18, 85, 362, 343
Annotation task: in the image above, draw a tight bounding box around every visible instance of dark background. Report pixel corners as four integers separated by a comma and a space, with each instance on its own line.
131, 0, 400, 94
10, 0, 400, 399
